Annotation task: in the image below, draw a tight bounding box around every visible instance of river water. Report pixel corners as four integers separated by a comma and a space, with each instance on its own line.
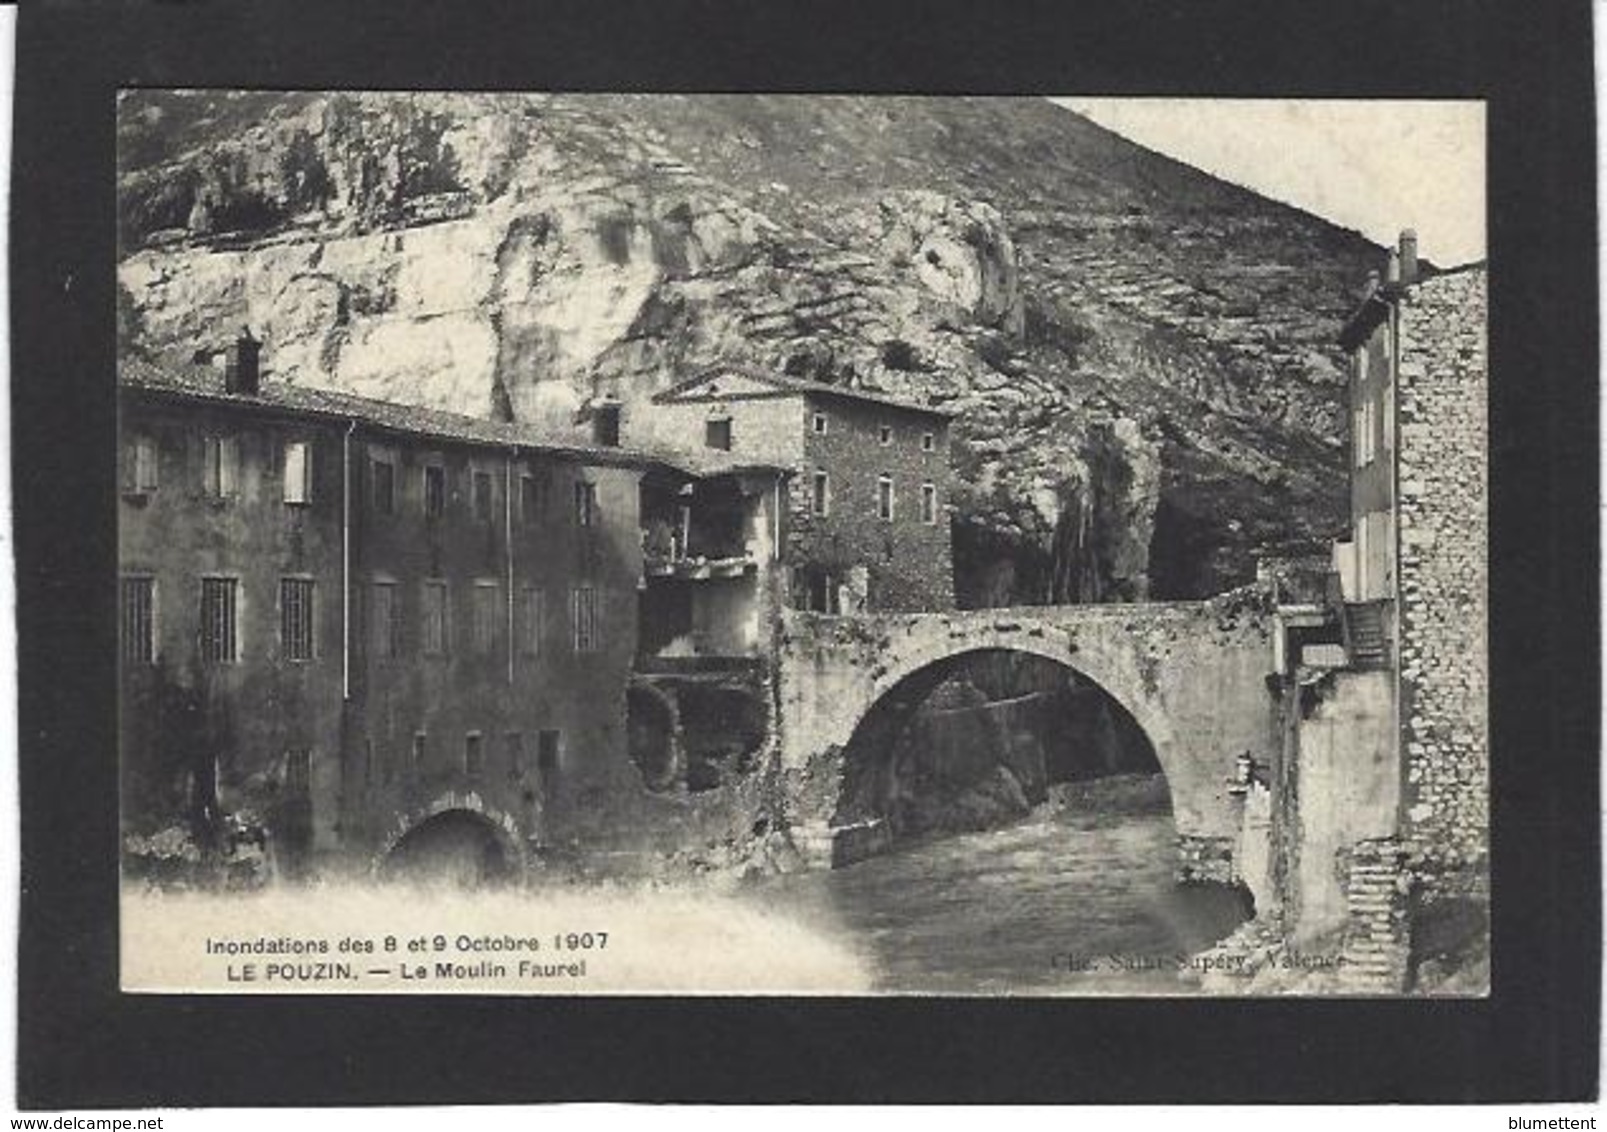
751, 798, 1252, 995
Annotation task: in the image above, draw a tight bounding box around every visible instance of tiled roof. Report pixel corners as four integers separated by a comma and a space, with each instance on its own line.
119, 353, 667, 470
653, 363, 957, 418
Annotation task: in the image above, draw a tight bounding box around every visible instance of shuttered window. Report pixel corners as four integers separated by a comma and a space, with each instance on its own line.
129, 436, 159, 494
519, 587, 545, 657
203, 436, 238, 498
422, 581, 449, 656
283, 441, 311, 504
571, 586, 599, 653
371, 582, 402, 660
574, 481, 596, 527
472, 582, 501, 654
199, 577, 239, 663
423, 465, 445, 518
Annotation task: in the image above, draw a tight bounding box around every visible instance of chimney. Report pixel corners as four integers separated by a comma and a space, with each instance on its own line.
223, 328, 261, 395
1399, 229, 1419, 285
591, 396, 622, 448
1385, 248, 1402, 286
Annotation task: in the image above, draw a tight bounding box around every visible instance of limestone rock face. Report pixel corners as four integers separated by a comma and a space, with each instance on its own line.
117, 92, 1379, 602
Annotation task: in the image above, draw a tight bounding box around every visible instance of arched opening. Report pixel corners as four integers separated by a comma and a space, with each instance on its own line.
627, 684, 680, 792
831, 648, 1167, 855
378, 810, 516, 889
799, 644, 1252, 991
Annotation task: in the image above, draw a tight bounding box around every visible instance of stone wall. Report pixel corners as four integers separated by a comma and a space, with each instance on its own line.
775, 593, 1279, 869
795, 395, 955, 613
1395, 267, 1489, 897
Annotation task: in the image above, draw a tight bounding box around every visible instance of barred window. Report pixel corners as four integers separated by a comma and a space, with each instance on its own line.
574, 481, 596, 527
422, 581, 449, 656
285, 749, 311, 797
199, 577, 239, 664
464, 732, 484, 778
921, 482, 938, 525
371, 582, 402, 660
283, 440, 312, 504
280, 578, 316, 661
202, 435, 238, 498
423, 465, 446, 518
371, 457, 395, 515
571, 586, 599, 653
519, 586, 545, 657
120, 576, 156, 664
472, 581, 501, 654
473, 471, 495, 521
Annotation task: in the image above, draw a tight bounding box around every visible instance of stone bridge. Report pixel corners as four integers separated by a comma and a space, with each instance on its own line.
774, 591, 1279, 877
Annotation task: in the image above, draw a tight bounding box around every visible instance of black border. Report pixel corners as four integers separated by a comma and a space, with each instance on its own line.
13, 0, 1600, 1106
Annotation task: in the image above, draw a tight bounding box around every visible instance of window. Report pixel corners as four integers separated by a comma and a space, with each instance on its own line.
878, 425, 892, 446
537, 731, 561, 800
280, 578, 316, 662
519, 587, 545, 657
202, 435, 238, 498
283, 440, 311, 504
127, 435, 159, 494
473, 471, 494, 521
812, 411, 828, 435
423, 465, 446, 518
422, 581, 449, 656
371, 457, 395, 515
285, 749, 311, 798
371, 582, 402, 660
520, 473, 547, 523
120, 576, 156, 664
574, 481, 596, 527
1382, 384, 1395, 454
506, 732, 525, 777
572, 586, 599, 653
411, 731, 427, 774
877, 475, 894, 521
705, 415, 733, 451
921, 432, 935, 453
921, 482, 938, 525
199, 577, 239, 664
464, 732, 484, 778
472, 581, 501, 654
811, 470, 830, 517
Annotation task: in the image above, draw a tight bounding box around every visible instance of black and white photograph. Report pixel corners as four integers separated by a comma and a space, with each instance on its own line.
110, 91, 1488, 997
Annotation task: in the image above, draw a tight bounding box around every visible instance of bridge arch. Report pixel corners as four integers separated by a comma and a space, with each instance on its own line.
776, 603, 1279, 877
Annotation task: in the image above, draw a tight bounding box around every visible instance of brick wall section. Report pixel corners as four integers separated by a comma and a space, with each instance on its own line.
1395, 267, 1489, 897
796, 393, 954, 612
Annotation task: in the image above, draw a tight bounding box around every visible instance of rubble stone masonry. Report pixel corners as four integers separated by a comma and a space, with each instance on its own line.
1395, 267, 1489, 897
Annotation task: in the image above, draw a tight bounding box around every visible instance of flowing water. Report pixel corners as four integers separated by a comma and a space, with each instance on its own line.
751, 797, 1252, 995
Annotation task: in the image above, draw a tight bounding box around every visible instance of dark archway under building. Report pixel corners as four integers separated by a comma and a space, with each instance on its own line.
377, 810, 517, 888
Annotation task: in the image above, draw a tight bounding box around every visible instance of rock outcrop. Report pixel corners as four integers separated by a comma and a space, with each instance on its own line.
117, 92, 1381, 601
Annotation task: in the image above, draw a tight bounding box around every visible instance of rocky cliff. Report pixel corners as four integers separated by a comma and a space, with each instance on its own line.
117, 92, 1380, 601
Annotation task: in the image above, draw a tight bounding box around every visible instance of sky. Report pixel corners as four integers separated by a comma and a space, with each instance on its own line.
1053, 99, 1486, 268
